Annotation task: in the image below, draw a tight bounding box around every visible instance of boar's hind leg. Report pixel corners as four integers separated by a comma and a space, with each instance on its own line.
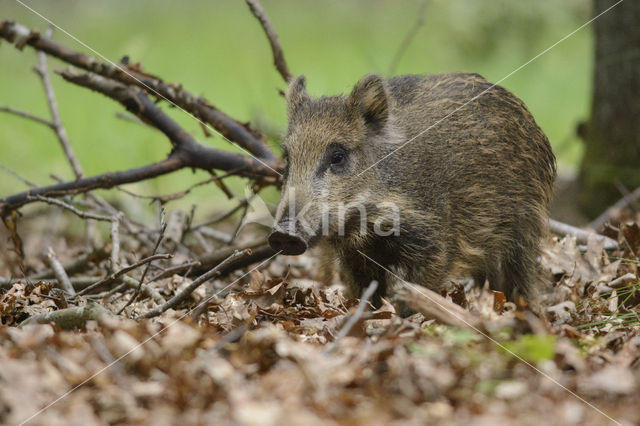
498, 232, 543, 302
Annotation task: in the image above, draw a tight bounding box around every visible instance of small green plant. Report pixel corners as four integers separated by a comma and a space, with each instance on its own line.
577, 279, 640, 332
500, 335, 556, 363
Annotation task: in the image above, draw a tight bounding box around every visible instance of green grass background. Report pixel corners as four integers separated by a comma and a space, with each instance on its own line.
0, 0, 592, 221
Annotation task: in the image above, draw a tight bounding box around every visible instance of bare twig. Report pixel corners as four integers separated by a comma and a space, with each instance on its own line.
210, 169, 235, 199
26, 195, 113, 222
116, 172, 236, 203
589, 186, 640, 230
163, 209, 185, 247
34, 26, 84, 179
246, 0, 293, 83
549, 218, 619, 250
0, 105, 54, 128
0, 163, 38, 188
146, 260, 202, 283
117, 211, 168, 314
120, 275, 164, 304
228, 201, 251, 245
191, 230, 213, 253
325, 280, 379, 354
45, 246, 75, 295
138, 249, 251, 319
2, 157, 182, 215
190, 194, 256, 230
76, 253, 172, 296
388, 0, 429, 75
109, 214, 122, 270
193, 240, 268, 273
198, 227, 233, 244
32, 246, 109, 280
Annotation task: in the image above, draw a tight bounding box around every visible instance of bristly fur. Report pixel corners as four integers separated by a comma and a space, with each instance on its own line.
276, 73, 557, 307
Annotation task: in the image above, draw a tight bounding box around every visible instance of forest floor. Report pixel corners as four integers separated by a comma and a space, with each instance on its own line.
0, 213, 639, 426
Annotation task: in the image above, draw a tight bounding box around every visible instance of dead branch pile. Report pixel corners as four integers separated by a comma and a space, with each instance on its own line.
0, 1, 639, 424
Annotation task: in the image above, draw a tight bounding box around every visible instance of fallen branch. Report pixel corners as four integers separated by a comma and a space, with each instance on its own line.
192, 240, 270, 274
0, 20, 276, 162
0, 25, 283, 216
549, 218, 619, 250
0, 16, 286, 318
20, 301, 112, 329
57, 68, 280, 177
0, 157, 184, 215
138, 249, 251, 318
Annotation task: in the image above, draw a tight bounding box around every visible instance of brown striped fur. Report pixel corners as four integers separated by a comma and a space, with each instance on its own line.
273, 73, 556, 307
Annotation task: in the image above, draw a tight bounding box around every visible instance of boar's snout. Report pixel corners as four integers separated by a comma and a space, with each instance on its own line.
268, 221, 308, 255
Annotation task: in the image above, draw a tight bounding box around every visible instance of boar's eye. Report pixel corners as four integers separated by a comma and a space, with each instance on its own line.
331, 150, 346, 166
317, 142, 349, 177
326, 143, 348, 174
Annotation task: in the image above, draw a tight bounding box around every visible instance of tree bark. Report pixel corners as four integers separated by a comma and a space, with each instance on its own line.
579, 0, 640, 218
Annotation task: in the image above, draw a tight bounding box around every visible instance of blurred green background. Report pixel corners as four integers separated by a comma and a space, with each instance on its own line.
0, 0, 591, 221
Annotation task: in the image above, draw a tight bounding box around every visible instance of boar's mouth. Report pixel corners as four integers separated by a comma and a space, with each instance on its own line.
268, 220, 320, 255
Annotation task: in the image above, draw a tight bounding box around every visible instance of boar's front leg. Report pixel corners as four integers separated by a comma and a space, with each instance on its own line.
339, 252, 388, 307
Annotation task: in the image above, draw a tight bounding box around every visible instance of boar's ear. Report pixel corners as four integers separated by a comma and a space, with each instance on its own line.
286, 75, 309, 118
349, 74, 389, 129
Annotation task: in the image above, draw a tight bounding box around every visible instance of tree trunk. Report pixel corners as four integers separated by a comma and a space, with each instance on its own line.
579, 0, 640, 218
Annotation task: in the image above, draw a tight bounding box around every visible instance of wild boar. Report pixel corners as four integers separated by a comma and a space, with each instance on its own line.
268, 73, 556, 306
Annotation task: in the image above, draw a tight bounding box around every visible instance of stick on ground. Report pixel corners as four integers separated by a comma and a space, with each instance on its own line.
76, 253, 172, 296
45, 247, 75, 296
549, 218, 618, 250
138, 249, 251, 319
325, 280, 379, 354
